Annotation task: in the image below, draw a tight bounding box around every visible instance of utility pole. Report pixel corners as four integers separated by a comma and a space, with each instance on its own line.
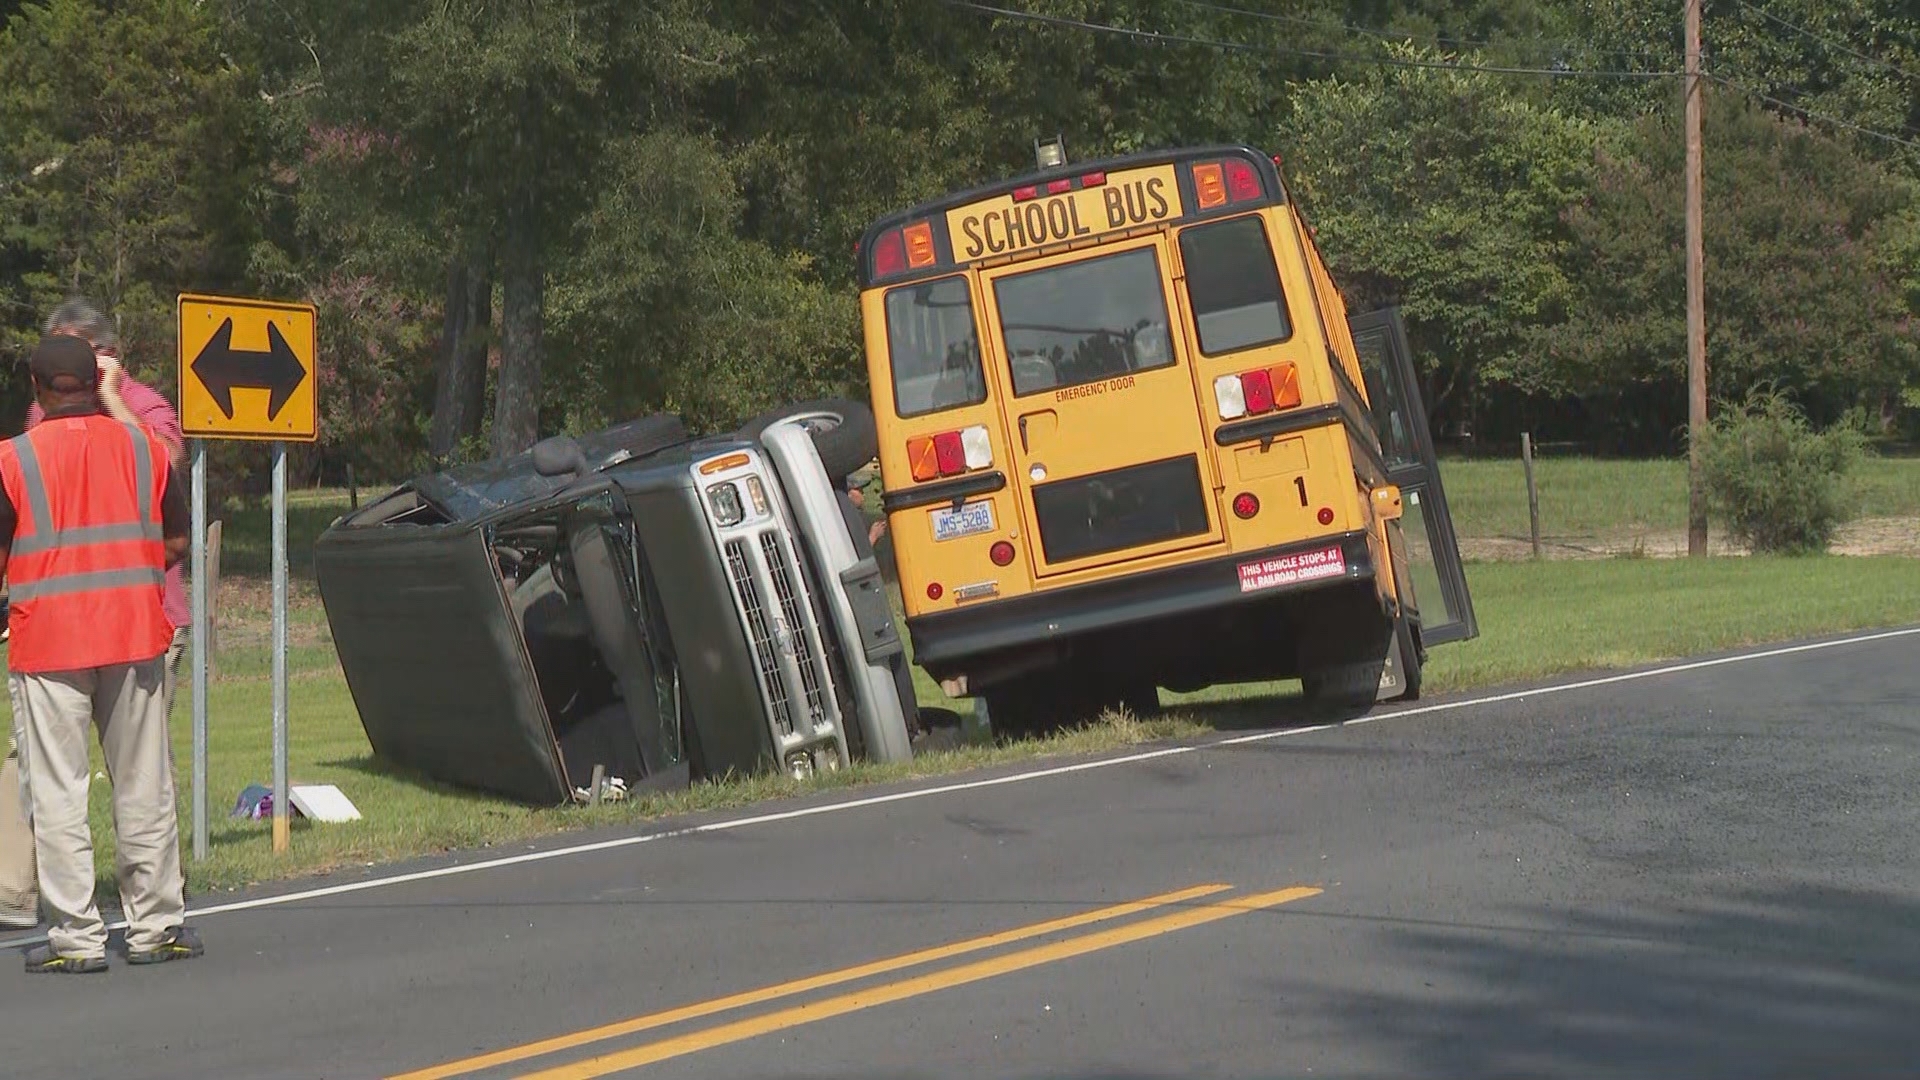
1684, 0, 1709, 557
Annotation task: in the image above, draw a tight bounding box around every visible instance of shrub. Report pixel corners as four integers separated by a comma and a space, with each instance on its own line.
1697, 388, 1865, 554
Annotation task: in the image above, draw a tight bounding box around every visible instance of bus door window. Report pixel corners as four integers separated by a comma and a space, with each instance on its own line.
885, 276, 987, 417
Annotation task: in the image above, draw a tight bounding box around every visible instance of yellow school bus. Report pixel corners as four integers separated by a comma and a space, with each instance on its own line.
857, 143, 1477, 736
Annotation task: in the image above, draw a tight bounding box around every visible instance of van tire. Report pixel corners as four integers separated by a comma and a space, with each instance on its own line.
743, 398, 878, 483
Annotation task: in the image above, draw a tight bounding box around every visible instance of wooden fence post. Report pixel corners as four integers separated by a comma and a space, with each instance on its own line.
1521, 433, 1542, 559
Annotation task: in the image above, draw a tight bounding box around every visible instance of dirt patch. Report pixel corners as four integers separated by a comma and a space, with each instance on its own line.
1460, 514, 1920, 562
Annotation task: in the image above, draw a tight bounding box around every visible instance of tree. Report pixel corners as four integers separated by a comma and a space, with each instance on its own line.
1528, 89, 1919, 445
0, 0, 259, 380
1279, 49, 1607, 431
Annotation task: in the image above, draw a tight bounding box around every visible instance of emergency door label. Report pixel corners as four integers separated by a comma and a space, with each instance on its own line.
1237, 545, 1346, 593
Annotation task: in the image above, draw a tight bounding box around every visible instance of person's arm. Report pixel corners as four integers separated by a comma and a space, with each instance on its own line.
97, 360, 146, 431
159, 455, 189, 568
115, 375, 187, 469
0, 483, 15, 584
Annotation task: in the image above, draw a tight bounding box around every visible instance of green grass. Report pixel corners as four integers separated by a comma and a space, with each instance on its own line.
5, 473, 1916, 896
1440, 453, 1920, 541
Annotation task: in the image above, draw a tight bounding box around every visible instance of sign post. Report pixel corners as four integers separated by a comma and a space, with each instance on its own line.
176, 294, 317, 859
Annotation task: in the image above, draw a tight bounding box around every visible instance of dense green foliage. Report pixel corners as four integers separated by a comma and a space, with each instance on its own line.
1698, 387, 1867, 553
1, 0, 1916, 489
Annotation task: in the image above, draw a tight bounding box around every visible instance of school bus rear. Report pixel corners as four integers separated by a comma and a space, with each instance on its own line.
858, 146, 1425, 716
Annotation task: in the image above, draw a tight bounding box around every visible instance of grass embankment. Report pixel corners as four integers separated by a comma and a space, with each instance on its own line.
3, 457, 1915, 894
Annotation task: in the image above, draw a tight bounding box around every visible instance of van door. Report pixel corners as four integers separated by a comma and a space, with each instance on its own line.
980, 236, 1223, 577
1347, 307, 1478, 645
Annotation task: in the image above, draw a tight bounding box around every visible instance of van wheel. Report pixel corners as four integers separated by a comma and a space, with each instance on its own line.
741, 398, 879, 482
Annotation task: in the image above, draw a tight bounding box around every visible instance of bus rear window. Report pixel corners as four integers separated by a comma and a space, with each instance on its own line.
994, 247, 1176, 397
885, 277, 988, 418
1179, 216, 1292, 355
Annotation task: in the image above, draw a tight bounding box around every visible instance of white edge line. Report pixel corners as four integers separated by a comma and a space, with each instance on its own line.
10, 624, 1917, 947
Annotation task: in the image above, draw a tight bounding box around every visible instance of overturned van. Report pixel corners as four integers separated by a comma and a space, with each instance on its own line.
314, 405, 920, 806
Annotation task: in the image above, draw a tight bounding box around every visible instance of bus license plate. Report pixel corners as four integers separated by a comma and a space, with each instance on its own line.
931, 501, 995, 542
1237, 545, 1346, 593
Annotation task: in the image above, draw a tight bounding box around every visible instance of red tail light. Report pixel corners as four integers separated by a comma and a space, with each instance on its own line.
1241, 369, 1276, 414
1225, 159, 1262, 202
990, 541, 1016, 566
872, 229, 906, 277
933, 430, 965, 474
1232, 493, 1260, 520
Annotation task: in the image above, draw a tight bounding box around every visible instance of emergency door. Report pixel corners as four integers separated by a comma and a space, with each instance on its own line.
980, 236, 1224, 577
1348, 307, 1478, 645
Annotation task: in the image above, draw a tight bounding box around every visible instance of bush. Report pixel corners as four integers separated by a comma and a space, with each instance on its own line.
1698, 389, 1865, 554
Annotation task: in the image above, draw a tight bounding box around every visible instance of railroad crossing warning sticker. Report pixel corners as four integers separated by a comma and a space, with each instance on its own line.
1237, 544, 1347, 593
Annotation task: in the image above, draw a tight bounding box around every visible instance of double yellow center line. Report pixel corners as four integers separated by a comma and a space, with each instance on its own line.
392, 883, 1321, 1079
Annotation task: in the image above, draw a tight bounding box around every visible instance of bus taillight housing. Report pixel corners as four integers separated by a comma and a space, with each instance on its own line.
1191, 158, 1265, 211
908, 425, 993, 481
1214, 363, 1301, 420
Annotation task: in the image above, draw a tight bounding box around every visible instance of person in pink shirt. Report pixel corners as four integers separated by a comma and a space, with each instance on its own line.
3, 298, 195, 930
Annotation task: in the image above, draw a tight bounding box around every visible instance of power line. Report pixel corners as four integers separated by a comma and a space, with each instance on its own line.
940, 1, 1683, 80
1171, 0, 1673, 67
1731, 0, 1920, 85
1711, 73, 1920, 151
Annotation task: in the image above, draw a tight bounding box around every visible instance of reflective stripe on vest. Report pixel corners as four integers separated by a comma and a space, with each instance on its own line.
7, 425, 164, 556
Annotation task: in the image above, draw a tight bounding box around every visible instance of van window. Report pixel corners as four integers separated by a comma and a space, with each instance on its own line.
1179, 216, 1292, 356
994, 247, 1176, 397
885, 277, 987, 418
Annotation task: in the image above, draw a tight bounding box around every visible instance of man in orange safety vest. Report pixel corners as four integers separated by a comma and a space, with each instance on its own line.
1, 334, 200, 973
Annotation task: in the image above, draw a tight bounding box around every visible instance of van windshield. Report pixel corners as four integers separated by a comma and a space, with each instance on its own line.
994, 247, 1176, 396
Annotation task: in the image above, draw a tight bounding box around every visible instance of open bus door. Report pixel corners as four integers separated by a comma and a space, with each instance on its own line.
1348, 307, 1478, 646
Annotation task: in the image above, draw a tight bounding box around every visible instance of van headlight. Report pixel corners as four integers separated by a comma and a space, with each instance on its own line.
706, 481, 745, 527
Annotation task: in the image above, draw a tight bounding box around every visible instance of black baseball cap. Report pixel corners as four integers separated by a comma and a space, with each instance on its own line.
28, 334, 98, 393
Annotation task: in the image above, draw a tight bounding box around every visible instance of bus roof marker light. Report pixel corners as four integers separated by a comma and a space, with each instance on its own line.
1012, 185, 1040, 203
903, 221, 937, 269
1035, 135, 1066, 170
1046, 178, 1073, 196
1081, 171, 1106, 188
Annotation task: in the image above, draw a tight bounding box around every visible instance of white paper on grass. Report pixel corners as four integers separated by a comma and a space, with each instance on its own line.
288, 784, 362, 823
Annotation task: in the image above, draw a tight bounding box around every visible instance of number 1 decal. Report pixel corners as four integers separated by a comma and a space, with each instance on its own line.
1293, 476, 1309, 506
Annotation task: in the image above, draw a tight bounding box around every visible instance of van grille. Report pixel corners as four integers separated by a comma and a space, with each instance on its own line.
725, 538, 794, 736
761, 532, 829, 724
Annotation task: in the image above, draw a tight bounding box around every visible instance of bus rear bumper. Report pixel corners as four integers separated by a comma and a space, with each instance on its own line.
906, 530, 1376, 680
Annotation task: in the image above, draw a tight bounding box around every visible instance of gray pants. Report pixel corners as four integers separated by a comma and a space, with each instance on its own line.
13, 654, 185, 958
0, 627, 187, 929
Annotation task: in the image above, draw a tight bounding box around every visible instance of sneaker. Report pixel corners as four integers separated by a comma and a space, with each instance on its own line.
126, 925, 203, 966
0, 905, 38, 931
23, 944, 106, 974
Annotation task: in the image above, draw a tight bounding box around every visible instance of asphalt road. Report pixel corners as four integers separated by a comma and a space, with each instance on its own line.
4, 627, 1920, 1079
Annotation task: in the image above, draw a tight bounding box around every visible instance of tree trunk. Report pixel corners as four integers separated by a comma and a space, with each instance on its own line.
429, 247, 492, 461
491, 201, 542, 458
